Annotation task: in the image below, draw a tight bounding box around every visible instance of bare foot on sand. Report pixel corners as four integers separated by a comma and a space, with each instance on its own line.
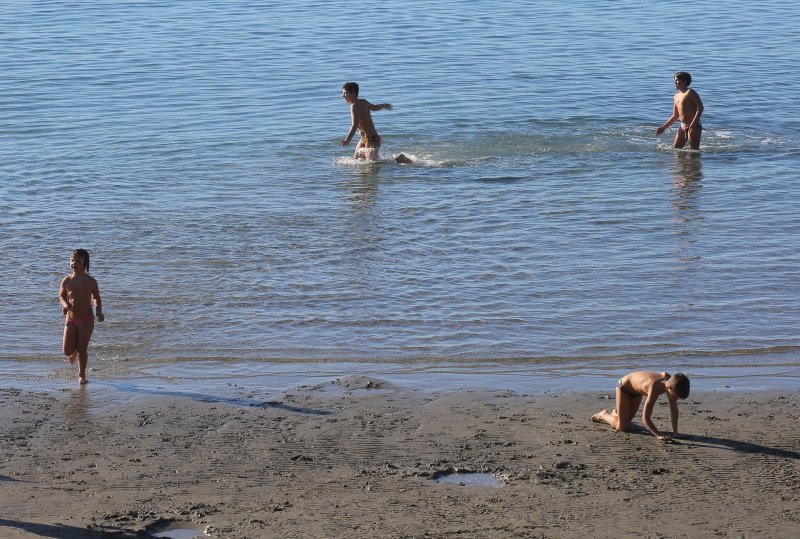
395, 154, 412, 164
591, 410, 608, 422
79, 377, 88, 385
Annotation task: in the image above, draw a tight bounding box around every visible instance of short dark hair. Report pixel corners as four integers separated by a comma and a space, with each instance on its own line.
674, 71, 692, 86
669, 373, 690, 399
342, 82, 359, 96
72, 248, 90, 271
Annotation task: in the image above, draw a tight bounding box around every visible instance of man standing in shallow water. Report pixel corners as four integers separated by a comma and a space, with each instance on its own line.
656, 71, 704, 150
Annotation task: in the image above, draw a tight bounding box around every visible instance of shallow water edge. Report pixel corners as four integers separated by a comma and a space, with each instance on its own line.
2, 356, 797, 398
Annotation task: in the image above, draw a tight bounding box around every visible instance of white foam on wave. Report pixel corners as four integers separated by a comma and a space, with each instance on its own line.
333, 150, 453, 168
333, 124, 797, 167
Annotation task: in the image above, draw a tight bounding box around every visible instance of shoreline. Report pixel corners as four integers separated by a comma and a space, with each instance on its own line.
2, 374, 799, 538
2, 358, 799, 397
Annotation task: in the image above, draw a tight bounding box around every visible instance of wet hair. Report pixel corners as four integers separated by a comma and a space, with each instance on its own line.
669, 373, 690, 399
674, 71, 692, 86
342, 82, 359, 96
71, 248, 90, 271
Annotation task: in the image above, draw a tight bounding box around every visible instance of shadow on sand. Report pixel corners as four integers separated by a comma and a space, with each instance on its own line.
0, 518, 136, 539
679, 433, 800, 459
622, 426, 800, 459
0, 475, 23, 482
94, 380, 332, 416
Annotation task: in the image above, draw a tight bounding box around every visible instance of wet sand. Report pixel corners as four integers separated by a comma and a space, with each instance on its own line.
1, 377, 799, 538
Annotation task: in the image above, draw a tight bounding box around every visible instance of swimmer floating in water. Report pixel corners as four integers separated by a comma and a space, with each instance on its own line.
340, 82, 412, 164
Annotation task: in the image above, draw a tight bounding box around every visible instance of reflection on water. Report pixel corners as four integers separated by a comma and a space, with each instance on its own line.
2, 1, 799, 363
670, 152, 704, 272
671, 152, 703, 213
64, 385, 89, 424
343, 175, 380, 207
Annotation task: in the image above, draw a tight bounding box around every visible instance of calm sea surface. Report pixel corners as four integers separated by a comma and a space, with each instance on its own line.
2, 1, 799, 381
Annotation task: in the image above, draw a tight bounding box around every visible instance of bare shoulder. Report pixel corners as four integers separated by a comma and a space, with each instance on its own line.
677, 88, 702, 103
649, 377, 669, 396
351, 99, 367, 114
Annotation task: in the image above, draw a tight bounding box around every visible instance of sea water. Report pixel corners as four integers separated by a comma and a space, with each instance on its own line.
1, 1, 798, 387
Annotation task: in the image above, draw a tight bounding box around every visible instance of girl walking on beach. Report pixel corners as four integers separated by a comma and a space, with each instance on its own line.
59, 249, 104, 385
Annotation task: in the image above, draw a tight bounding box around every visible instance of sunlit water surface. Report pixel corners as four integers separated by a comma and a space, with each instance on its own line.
1, 1, 798, 386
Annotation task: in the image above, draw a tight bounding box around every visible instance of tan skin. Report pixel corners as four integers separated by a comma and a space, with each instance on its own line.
591, 371, 683, 441
340, 89, 412, 164
59, 254, 103, 384
655, 76, 704, 150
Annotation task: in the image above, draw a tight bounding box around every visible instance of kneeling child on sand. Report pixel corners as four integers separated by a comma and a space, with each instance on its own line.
591, 371, 690, 441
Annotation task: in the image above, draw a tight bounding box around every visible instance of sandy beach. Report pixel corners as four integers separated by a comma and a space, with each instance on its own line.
1, 376, 799, 538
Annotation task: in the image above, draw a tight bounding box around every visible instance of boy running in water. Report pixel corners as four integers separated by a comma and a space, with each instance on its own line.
340, 82, 412, 163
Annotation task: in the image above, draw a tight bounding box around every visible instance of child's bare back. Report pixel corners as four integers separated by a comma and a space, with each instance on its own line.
619, 370, 668, 394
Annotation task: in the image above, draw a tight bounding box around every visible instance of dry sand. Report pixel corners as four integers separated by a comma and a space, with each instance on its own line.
1, 376, 799, 538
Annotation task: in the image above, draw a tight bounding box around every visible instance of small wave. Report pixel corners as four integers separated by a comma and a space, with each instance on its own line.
332, 123, 798, 169
332, 152, 460, 168
333, 156, 378, 167
4, 343, 798, 366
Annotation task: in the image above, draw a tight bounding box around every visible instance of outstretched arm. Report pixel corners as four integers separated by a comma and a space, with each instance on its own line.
655, 103, 679, 136
642, 391, 669, 440
368, 102, 393, 112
